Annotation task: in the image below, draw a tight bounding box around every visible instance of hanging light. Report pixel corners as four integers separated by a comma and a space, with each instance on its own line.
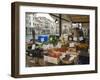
55, 19, 58, 23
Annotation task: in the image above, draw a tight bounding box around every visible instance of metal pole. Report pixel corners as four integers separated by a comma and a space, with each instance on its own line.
59, 14, 62, 36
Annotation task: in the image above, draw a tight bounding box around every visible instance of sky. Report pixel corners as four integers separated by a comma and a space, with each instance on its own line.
36, 13, 55, 22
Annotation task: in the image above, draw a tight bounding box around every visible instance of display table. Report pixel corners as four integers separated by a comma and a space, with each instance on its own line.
60, 54, 78, 64
44, 47, 79, 65
44, 55, 60, 64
